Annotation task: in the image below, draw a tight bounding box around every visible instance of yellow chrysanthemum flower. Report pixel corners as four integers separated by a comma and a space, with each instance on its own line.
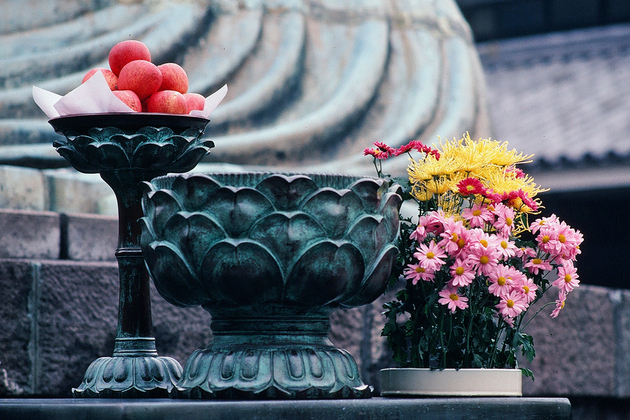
410, 185, 433, 202
486, 171, 547, 201
438, 134, 533, 175
408, 154, 458, 182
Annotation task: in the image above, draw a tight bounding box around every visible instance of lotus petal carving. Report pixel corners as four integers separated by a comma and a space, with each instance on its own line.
48, 114, 212, 173
141, 172, 401, 311
199, 240, 284, 306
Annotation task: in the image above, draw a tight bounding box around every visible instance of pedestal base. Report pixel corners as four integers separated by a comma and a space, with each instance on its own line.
173, 345, 371, 399
173, 308, 371, 399
72, 356, 182, 398
72, 338, 182, 398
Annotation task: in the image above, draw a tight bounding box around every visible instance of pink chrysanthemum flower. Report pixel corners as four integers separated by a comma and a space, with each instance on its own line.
536, 217, 583, 261
505, 166, 525, 179
403, 264, 435, 284
492, 202, 516, 237
516, 246, 537, 265
524, 257, 553, 275
448, 259, 475, 287
409, 224, 427, 243
487, 264, 514, 298
457, 177, 485, 196
410, 212, 444, 242
515, 276, 538, 303
438, 219, 469, 256
462, 203, 494, 228
550, 291, 567, 318
552, 261, 580, 293
467, 247, 500, 276
503, 189, 538, 212
553, 223, 583, 261
466, 231, 501, 276
530, 214, 559, 234
438, 287, 469, 313
497, 237, 517, 260
417, 144, 440, 160
497, 290, 528, 318
413, 241, 447, 272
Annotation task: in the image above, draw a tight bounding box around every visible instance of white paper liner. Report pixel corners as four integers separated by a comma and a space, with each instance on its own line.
32, 70, 227, 120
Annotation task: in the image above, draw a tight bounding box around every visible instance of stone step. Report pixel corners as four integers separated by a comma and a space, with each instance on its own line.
0, 208, 117, 261
0, 164, 116, 215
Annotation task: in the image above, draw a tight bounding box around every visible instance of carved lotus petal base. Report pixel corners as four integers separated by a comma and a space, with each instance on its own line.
72, 355, 183, 398
173, 345, 371, 399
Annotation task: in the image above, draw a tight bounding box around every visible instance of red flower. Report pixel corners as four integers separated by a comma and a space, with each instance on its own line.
363, 148, 389, 160
457, 177, 485, 196
373, 142, 396, 156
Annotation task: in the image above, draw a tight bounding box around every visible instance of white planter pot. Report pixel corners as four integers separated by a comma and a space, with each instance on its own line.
380, 368, 522, 397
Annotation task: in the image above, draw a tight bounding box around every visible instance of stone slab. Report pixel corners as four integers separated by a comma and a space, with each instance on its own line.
520, 285, 617, 397
0, 259, 36, 395
35, 260, 119, 396
0, 258, 212, 397
44, 170, 116, 216
33, 260, 213, 396
64, 213, 117, 261
0, 165, 47, 211
0, 208, 60, 259
0, 397, 572, 420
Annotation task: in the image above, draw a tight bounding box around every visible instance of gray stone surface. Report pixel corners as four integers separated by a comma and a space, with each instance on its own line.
0, 260, 35, 395
64, 213, 117, 261
0, 257, 212, 397
0, 397, 572, 420
0, 165, 47, 210
520, 285, 617, 397
44, 170, 115, 216
35, 260, 119, 396
150, 285, 212, 369
0, 208, 59, 259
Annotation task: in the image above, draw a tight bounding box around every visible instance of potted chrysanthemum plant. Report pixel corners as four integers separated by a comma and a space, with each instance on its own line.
364, 134, 583, 396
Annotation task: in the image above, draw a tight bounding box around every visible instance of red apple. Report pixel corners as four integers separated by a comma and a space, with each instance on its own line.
108, 40, 151, 76
158, 63, 188, 94
145, 90, 188, 114
82, 68, 118, 90
117, 60, 162, 101
183, 92, 205, 113
113, 90, 142, 112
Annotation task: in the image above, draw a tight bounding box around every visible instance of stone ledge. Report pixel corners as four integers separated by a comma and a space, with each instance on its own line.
63, 213, 117, 261
0, 208, 60, 259
0, 208, 117, 261
0, 397, 572, 420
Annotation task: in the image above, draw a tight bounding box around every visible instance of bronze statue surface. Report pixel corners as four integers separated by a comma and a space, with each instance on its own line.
0, 0, 490, 176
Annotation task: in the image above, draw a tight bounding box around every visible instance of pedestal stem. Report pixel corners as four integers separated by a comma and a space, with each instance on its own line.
105, 169, 158, 344
72, 169, 181, 397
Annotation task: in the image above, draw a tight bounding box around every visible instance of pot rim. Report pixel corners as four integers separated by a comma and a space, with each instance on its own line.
380, 367, 523, 397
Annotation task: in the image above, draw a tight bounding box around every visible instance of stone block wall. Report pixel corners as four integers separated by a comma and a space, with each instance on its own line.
0, 208, 116, 262
1, 208, 629, 411
0, 258, 211, 396
0, 165, 116, 216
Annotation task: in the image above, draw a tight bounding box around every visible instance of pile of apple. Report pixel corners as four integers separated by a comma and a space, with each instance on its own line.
82, 40, 205, 114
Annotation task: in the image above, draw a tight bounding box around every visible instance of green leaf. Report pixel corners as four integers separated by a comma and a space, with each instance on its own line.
521, 367, 535, 381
